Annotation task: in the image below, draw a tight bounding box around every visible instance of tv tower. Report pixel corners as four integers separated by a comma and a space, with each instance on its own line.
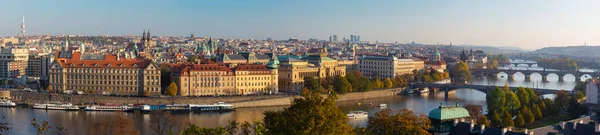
20, 16, 26, 43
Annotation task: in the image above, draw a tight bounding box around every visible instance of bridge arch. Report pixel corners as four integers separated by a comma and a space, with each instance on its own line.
579, 74, 593, 82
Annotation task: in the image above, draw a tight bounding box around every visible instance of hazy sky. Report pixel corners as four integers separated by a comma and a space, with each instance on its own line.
1, 0, 599, 50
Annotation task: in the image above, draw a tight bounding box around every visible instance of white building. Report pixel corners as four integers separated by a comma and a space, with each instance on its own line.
358, 55, 424, 79
0, 48, 29, 80
585, 80, 599, 104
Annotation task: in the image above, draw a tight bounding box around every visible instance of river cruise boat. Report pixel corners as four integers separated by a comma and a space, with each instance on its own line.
139, 104, 191, 113
32, 101, 79, 111
0, 100, 16, 107
417, 87, 429, 94
85, 104, 134, 112
190, 102, 235, 112
347, 111, 368, 119
378, 104, 387, 108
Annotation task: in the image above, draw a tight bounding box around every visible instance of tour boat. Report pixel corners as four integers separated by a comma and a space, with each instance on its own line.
378, 104, 387, 108
347, 111, 368, 119
0, 100, 16, 107
418, 87, 429, 94
85, 104, 134, 112
139, 104, 191, 113
32, 101, 79, 111
190, 102, 235, 112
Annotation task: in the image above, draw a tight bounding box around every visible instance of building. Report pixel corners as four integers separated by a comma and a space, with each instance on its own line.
428, 102, 471, 134
425, 48, 447, 72
0, 48, 29, 80
358, 55, 424, 79
585, 80, 599, 105
49, 51, 161, 96
278, 46, 346, 92
26, 53, 54, 80
216, 52, 272, 66
461, 49, 488, 69
172, 63, 278, 96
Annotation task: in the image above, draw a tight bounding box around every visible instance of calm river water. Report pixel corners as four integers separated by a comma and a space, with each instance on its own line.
0, 65, 584, 135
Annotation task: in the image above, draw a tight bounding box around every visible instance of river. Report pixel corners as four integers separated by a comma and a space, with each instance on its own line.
0, 64, 583, 134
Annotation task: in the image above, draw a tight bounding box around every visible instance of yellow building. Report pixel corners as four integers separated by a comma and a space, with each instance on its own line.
216, 52, 271, 65
358, 55, 425, 79
172, 63, 278, 96
278, 47, 346, 92
49, 51, 161, 96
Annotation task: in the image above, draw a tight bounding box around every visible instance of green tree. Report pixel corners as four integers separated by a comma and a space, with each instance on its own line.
304, 77, 321, 91
383, 78, 393, 89
505, 90, 521, 115
526, 88, 538, 103
521, 106, 534, 124
393, 76, 407, 87
333, 75, 352, 94
187, 55, 199, 63
263, 89, 353, 135
532, 104, 543, 120
367, 108, 431, 135
501, 111, 514, 127
575, 91, 585, 100
539, 100, 547, 112
486, 87, 506, 115
351, 71, 363, 78
479, 116, 490, 127
543, 98, 560, 117
373, 77, 383, 89
346, 73, 361, 91
181, 124, 227, 135
515, 112, 525, 127
567, 97, 590, 119
516, 87, 530, 106
490, 112, 502, 128
449, 61, 471, 83
555, 90, 571, 109
165, 82, 178, 96
360, 77, 373, 92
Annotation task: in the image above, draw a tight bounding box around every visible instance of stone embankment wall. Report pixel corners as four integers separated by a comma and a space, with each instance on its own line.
12, 88, 404, 108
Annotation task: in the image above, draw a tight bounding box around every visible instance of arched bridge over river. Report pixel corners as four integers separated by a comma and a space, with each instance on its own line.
409, 83, 573, 99
470, 69, 599, 82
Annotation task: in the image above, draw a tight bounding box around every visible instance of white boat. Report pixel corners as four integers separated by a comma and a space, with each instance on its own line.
418, 87, 429, 94
190, 102, 235, 112
0, 100, 16, 107
378, 104, 387, 108
85, 104, 134, 112
347, 111, 368, 119
32, 101, 79, 111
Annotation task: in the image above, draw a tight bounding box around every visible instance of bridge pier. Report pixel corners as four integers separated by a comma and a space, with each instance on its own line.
524, 75, 531, 81
575, 77, 581, 82
444, 87, 449, 101
558, 76, 564, 82
507, 74, 514, 80
541, 75, 548, 82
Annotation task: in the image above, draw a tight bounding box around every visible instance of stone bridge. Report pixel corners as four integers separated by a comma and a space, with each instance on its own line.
498, 61, 538, 67
409, 83, 572, 99
471, 69, 598, 82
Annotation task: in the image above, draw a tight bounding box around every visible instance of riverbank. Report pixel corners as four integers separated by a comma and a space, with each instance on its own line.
10, 88, 405, 108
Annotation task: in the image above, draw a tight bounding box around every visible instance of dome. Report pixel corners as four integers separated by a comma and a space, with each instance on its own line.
432, 48, 441, 57
266, 59, 279, 69
428, 105, 470, 120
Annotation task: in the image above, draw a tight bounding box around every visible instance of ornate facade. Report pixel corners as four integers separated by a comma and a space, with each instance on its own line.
278, 45, 346, 92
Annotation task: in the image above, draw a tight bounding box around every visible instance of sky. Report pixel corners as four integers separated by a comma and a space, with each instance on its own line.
1, 0, 599, 50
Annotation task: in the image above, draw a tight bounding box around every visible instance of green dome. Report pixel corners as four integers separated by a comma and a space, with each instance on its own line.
267, 59, 279, 69
428, 106, 470, 120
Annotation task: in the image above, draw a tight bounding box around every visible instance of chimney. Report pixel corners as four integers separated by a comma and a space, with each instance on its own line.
524, 129, 528, 134
528, 131, 534, 135
502, 128, 508, 135
596, 124, 600, 132
574, 122, 578, 129
480, 126, 485, 134
454, 119, 459, 126
470, 120, 475, 131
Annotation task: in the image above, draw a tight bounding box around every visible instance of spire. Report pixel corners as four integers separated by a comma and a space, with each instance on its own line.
146, 29, 151, 41
142, 29, 146, 42
64, 36, 69, 51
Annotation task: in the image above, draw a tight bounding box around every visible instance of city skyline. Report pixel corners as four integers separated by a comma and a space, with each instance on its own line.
2, 0, 600, 50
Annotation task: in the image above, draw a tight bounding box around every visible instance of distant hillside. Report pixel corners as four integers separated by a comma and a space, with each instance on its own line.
533, 46, 600, 57
458, 45, 525, 54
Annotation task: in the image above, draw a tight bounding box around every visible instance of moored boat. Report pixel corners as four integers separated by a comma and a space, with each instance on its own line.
190, 102, 235, 112
0, 100, 16, 107
32, 101, 79, 111
378, 104, 387, 108
85, 104, 134, 112
139, 104, 191, 113
347, 111, 368, 119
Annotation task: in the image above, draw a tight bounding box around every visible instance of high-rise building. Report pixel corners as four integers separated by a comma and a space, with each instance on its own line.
26, 53, 54, 80
20, 16, 25, 43
350, 34, 361, 43
358, 55, 424, 79
0, 48, 29, 80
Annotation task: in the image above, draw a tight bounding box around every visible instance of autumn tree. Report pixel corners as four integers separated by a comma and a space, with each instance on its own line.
521, 106, 534, 124
501, 111, 514, 127
304, 77, 321, 91
515, 112, 525, 127
516, 87, 530, 106
490, 112, 502, 128
373, 77, 383, 89
479, 116, 490, 127
263, 89, 353, 135
187, 55, 199, 63
449, 61, 471, 83
149, 111, 181, 135
383, 78, 393, 89
555, 90, 571, 109
165, 82, 178, 96
333, 75, 352, 94
359, 77, 373, 92
367, 108, 431, 135
486, 87, 506, 115
464, 104, 483, 122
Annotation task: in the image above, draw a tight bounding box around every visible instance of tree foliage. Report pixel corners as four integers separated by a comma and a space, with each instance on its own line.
536, 57, 579, 71
532, 104, 543, 120
263, 89, 353, 135
486, 87, 506, 115
367, 108, 431, 135
505, 90, 521, 115
304, 77, 321, 92
449, 61, 471, 83
501, 111, 514, 127
516, 87, 530, 106
166, 82, 178, 96
383, 78, 393, 89
555, 90, 571, 109
149, 111, 181, 135
464, 104, 483, 122
333, 75, 352, 94
490, 112, 502, 128
521, 106, 535, 124
515, 112, 525, 127
90, 112, 139, 135
479, 116, 490, 127
373, 77, 383, 89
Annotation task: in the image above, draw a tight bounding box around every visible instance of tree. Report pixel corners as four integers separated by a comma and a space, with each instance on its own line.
487, 60, 499, 69
263, 89, 353, 135
449, 61, 471, 83
505, 90, 521, 115
501, 111, 514, 127
165, 82, 178, 96
0, 116, 10, 135
90, 112, 139, 135
532, 104, 543, 120
575, 91, 585, 100
225, 120, 239, 135
360, 77, 373, 92
567, 97, 590, 119
367, 108, 431, 135
346, 73, 361, 91
521, 106, 534, 124
46, 86, 54, 94
515, 112, 525, 127
490, 112, 502, 128
383, 78, 393, 89
187, 55, 199, 63
303, 77, 321, 91
333, 75, 352, 94
181, 123, 227, 135
486, 87, 506, 115
526, 88, 538, 103
479, 116, 490, 127
373, 77, 383, 89
555, 90, 571, 109
539, 100, 547, 112
543, 98, 560, 117
464, 104, 483, 122
149, 111, 180, 135
516, 87, 530, 106
351, 71, 363, 79
393, 76, 407, 87
159, 63, 172, 93
31, 118, 67, 135
240, 121, 252, 135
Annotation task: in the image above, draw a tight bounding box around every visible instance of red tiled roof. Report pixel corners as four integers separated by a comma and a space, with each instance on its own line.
55, 52, 151, 69
174, 64, 232, 73
234, 64, 270, 71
